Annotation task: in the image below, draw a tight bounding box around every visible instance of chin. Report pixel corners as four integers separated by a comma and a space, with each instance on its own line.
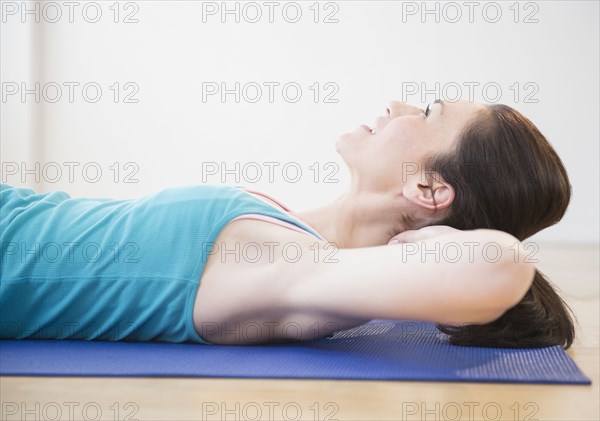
337, 128, 369, 148
335, 132, 354, 156
335, 131, 365, 167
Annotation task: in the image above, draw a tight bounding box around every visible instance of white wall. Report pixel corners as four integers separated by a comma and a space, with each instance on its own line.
2, 1, 598, 244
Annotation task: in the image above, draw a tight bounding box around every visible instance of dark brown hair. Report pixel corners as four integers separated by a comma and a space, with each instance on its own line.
424, 104, 576, 349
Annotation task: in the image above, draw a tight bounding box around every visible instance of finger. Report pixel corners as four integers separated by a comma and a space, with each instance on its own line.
387, 230, 419, 245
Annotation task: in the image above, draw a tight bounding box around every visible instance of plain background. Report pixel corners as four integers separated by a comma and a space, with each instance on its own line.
2, 0, 598, 244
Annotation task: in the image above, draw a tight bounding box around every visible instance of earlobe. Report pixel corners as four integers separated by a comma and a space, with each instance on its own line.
402, 182, 436, 210
403, 181, 455, 211
430, 184, 454, 210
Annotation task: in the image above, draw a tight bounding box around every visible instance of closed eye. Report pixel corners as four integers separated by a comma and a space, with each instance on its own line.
423, 103, 431, 118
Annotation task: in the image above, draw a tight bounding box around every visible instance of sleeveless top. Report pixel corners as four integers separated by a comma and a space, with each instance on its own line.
0, 183, 325, 345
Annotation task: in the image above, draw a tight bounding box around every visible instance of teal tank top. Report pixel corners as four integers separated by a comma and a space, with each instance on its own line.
0, 183, 323, 345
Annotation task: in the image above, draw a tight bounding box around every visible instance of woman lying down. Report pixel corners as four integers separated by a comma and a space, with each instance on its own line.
0, 99, 575, 348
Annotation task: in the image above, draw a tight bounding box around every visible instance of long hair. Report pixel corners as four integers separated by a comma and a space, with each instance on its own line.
423, 104, 576, 349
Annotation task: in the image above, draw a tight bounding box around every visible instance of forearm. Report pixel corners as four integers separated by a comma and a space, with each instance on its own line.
285, 229, 535, 325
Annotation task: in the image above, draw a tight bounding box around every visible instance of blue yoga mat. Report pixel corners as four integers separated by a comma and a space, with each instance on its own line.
0, 320, 591, 384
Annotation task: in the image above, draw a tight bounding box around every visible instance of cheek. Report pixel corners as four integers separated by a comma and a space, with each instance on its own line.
380, 120, 423, 158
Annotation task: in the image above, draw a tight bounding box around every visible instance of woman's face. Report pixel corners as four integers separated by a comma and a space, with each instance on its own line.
336, 99, 486, 191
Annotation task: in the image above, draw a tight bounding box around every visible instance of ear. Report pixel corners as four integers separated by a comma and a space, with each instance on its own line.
402, 175, 455, 211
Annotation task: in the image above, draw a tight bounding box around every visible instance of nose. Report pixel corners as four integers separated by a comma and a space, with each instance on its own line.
387, 100, 423, 118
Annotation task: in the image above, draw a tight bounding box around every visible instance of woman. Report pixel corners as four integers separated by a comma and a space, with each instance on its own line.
0, 99, 575, 348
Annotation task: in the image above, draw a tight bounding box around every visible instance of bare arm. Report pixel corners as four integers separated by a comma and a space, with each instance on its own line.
283, 229, 535, 325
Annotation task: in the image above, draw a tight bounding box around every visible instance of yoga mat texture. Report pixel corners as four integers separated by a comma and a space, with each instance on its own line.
0, 320, 591, 384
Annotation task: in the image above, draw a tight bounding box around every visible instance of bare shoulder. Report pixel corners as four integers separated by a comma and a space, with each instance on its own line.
193, 218, 365, 345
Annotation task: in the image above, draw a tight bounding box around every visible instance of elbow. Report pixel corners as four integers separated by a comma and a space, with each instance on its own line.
501, 249, 536, 309
472, 230, 536, 323
498, 232, 536, 306
470, 261, 535, 325
485, 260, 535, 324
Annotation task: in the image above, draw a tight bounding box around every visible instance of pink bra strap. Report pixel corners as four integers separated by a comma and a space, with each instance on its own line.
230, 214, 318, 238
236, 187, 325, 240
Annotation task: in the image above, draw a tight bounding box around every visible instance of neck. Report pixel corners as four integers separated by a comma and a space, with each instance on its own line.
288, 190, 409, 249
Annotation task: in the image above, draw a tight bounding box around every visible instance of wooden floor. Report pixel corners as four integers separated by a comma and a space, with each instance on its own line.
2, 243, 598, 421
